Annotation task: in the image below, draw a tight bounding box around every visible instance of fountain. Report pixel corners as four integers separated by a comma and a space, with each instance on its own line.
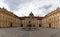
22, 24, 38, 31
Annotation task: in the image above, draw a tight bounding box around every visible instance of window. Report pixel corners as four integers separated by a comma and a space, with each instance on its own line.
33, 25, 35, 27
29, 21, 31, 23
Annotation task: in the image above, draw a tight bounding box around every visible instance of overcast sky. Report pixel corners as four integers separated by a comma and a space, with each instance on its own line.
0, 0, 60, 17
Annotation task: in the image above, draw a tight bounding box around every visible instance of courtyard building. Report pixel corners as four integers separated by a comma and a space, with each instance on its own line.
0, 8, 21, 27
19, 12, 43, 28
42, 7, 60, 28
0, 7, 60, 29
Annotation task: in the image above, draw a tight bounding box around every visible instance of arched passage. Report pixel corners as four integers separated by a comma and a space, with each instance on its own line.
21, 24, 23, 27
39, 24, 41, 27
10, 23, 12, 27
49, 23, 51, 28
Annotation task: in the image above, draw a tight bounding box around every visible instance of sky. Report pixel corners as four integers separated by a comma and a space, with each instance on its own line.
0, 0, 60, 17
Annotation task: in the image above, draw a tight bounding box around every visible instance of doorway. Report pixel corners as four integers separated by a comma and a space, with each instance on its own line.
27, 24, 32, 27
21, 24, 23, 27
10, 23, 12, 27
39, 24, 41, 27
49, 23, 51, 28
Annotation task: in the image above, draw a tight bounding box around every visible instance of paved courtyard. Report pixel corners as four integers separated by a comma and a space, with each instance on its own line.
0, 27, 60, 37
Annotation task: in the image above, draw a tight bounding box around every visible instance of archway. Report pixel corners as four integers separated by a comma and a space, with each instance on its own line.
39, 24, 41, 27
27, 24, 32, 27
21, 24, 23, 27
10, 23, 12, 27
49, 23, 51, 28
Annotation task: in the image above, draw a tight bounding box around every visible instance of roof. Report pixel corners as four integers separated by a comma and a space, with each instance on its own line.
0, 7, 20, 19
19, 16, 43, 20
44, 7, 60, 18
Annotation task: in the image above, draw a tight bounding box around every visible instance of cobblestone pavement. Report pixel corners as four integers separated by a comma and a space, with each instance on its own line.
0, 27, 60, 37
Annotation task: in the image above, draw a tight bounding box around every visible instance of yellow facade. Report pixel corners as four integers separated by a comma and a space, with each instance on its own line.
20, 12, 42, 27
0, 8, 21, 27
42, 7, 60, 28
19, 7, 60, 28
0, 7, 60, 28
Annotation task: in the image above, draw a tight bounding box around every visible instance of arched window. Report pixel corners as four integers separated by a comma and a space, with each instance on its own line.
27, 24, 32, 27
29, 21, 31, 23
33, 25, 35, 27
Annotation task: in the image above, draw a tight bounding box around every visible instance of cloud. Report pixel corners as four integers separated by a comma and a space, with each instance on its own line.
3, 0, 34, 11
4, 0, 21, 11
0, 0, 4, 8
43, 5, 52, 10
3, 0, 60, 17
